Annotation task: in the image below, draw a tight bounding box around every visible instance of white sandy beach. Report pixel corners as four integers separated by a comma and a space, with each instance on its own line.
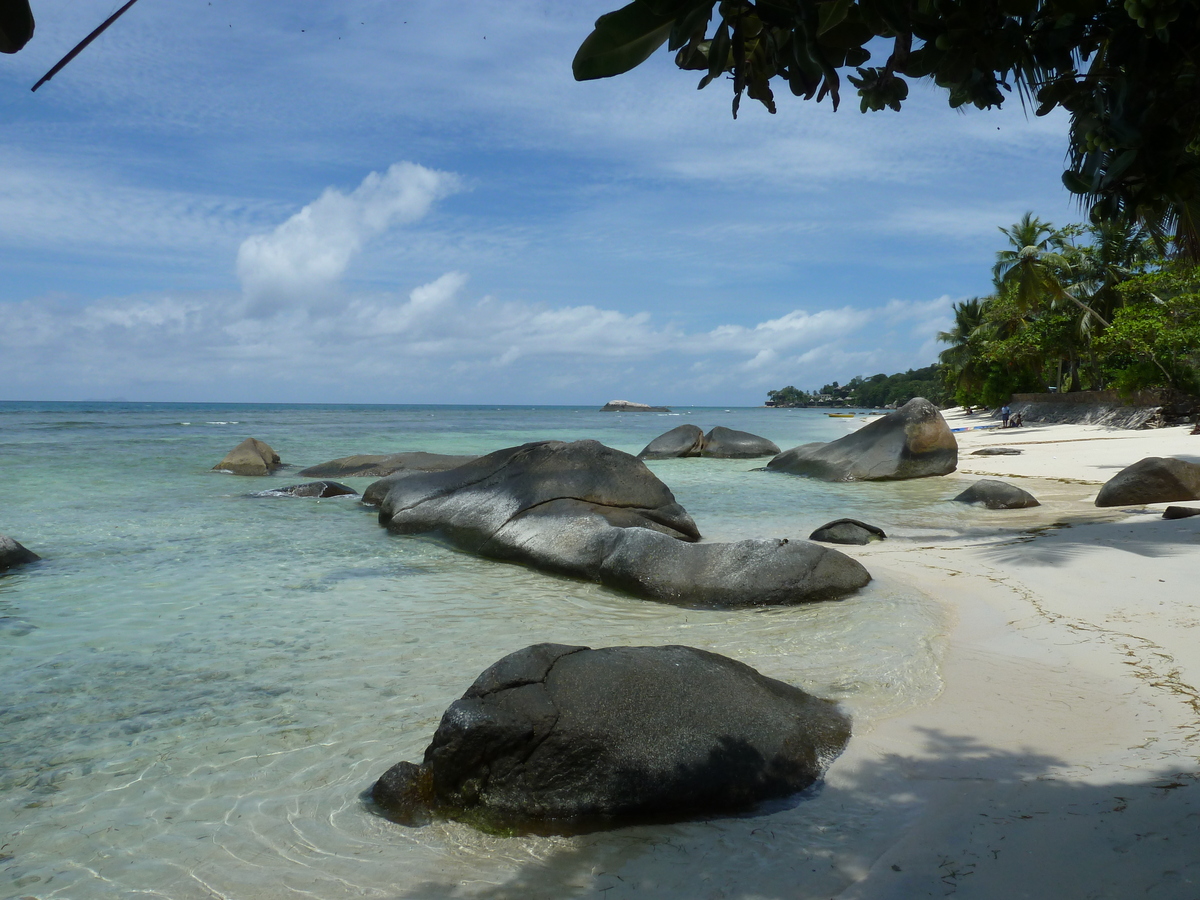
826, 411, 1200, 898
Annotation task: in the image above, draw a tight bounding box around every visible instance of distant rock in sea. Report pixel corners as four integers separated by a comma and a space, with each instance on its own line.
370, 643, 850, 833
600, 400, 670, 412
212, 438, 282, 476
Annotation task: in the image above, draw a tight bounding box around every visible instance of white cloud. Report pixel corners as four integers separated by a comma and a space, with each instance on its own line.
235, 162, 461, 315
0, 275, 955, 403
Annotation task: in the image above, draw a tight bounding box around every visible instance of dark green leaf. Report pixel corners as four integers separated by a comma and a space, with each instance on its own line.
573, 1, 677, 81
0, 0, 34, 54
817, 0, 854, 37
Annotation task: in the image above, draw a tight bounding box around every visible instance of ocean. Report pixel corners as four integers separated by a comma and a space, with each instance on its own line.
1, 402, 953, 899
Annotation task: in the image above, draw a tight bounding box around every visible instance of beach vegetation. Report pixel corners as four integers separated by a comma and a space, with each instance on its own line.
574, 0, 1200, 259
938, 213, 1200, 405
766, 365, 947, 407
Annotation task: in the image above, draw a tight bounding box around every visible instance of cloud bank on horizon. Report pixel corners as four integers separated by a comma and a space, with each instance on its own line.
0, 2, 1079, 404
0, 160, 951, 404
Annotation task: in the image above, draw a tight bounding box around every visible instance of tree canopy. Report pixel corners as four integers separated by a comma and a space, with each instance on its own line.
938, 212, 1200, 406
574, 0, 1200, 257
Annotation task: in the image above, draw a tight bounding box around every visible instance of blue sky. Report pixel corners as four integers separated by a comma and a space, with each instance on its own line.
1, 1, 1082, 404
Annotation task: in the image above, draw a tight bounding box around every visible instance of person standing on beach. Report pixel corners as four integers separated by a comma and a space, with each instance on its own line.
1001, 405, 1011, 428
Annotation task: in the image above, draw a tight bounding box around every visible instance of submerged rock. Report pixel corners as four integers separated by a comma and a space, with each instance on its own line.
971, 447, 1023, 456
371, 440, 869, 607
370, 643, 850, 833
0, 534, 40, 571
809, 519, 886, 545
952, 479, 1041, 510
767, 398, 957, 481
1095, 457, 1200, 507
253, 481, 358, 499
298, 452, 478, 479
213, 438, 281, 476
637, 425, 780, 460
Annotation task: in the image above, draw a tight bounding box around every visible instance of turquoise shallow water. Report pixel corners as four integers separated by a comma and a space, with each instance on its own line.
0, 402, 955, 899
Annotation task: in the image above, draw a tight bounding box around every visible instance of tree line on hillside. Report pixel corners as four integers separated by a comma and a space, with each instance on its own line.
766, 365, 947, 408
938, 213, 1200, 409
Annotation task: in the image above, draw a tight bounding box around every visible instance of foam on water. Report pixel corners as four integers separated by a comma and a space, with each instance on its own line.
1, 402, 948, 898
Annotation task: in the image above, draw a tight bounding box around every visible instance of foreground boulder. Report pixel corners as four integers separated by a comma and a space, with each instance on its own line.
253, 481, 357, 499
298, 451, 477, 479
371, 643, 850, 833
1095, 457, 1200, 507
809, 519, 886, 545
767, 398, 957, 481
638, 425, 780, 460
952, 479, 1040, 510
372, 440, 869, 607
601, 400, 670, 412
213, 438, 281, 476
1, 534, 40, 571
1164, 506, 1200, 520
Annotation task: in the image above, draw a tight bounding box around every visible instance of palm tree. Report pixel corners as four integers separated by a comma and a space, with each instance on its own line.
992, 212, 1110, 327
938, 297, 989, 402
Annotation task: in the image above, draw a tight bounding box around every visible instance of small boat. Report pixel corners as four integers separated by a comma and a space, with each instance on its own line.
950, 424, 1001, 433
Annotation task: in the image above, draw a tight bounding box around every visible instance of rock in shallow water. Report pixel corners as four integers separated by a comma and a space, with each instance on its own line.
212, 438, 281, 476
252, 481, 357, 499
1163, 506, 1200, 520
370, 643, 850, 833
809, 519, 886, 545
370, 440, 869, 607
767, 398, 957, 481
637, 425, 780, 460
298, 451, 477, 478
0, 534, 40, 571
952, 479, 1040, 509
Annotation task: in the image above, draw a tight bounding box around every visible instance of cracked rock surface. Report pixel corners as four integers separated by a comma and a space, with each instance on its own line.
368, 440, 870, 607
371, 643, 851, 832
768, 398, 957, 481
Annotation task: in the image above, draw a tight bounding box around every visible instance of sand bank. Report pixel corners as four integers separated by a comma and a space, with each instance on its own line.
827, 411, 1200, 898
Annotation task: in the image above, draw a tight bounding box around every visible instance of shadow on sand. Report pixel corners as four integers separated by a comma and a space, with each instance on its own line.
378, 727, 1200, 899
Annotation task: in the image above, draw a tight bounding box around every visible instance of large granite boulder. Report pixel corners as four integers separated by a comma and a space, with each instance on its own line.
703, 426, 781, 458
809, 519, 886, 545
212, 438, 281, 476
637, 424, 705, 459
371, 643, 850, 833
637, 425, 780, 460
952, 479, 1041, 509
767, 398, 957, 481
298, 451, 477, 479
371, 440, 870, 607
253, 481, 358, 499
1095, 457, 1200, 507
1, 534, 40, 571
601, 400, 670, 412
